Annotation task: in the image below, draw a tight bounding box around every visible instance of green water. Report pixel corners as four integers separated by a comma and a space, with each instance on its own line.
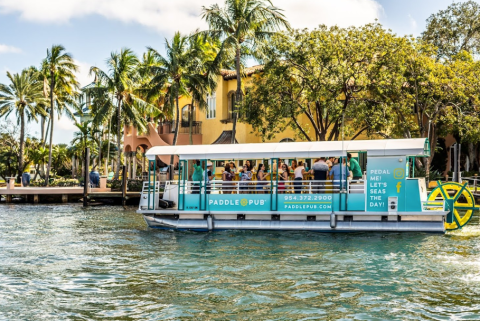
1, 205, 480, 320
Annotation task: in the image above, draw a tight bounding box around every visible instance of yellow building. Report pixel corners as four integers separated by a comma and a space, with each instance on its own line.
124, 65, 302, 171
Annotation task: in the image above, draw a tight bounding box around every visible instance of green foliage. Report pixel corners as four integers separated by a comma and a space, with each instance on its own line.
414, 168, 443, 181
0, 68, 47, 176
423, 1, 480, 59
109, 179, 122, 191
41, 44, 80, 185
30, 179, 45, 187
242, 24, 409, 141
90, 48, 153, 179
127, 179, 143, 192
200, 0, 291, 143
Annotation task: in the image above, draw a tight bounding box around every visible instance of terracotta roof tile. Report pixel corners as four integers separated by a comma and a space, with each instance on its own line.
220, 65, 264, 80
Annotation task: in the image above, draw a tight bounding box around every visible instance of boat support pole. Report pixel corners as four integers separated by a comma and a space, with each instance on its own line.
207, 215, 213, 231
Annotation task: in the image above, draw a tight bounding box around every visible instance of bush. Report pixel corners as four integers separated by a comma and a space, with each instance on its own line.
109, 179, 122, 191
31, 179, 45, 187
414, 168, 443, 181
54, 179, 79, 187
127, 179, 143, 192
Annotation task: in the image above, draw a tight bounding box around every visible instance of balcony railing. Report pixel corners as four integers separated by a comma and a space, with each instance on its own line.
158, 121, 202, 135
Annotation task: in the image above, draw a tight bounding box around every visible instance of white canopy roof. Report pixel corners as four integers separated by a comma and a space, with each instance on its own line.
146, 138, 428, 160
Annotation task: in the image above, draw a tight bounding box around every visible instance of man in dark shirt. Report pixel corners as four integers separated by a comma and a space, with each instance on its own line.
310, 158, 329, 193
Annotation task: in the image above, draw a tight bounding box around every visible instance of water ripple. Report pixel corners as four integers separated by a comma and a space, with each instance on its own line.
1, 204, 480, 320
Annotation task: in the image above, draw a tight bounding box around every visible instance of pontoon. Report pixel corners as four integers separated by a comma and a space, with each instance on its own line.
137, 138, 478, 233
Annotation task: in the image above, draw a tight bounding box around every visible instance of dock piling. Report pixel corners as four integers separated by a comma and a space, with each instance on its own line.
83, 148, 90, 208
122, 165, 127, 207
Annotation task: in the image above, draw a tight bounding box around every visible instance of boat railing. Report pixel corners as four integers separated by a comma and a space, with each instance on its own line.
178, 179, 365, 194
421, 200, 445, 212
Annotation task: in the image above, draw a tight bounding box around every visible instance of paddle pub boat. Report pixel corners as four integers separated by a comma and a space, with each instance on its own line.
137, 138, 478, 233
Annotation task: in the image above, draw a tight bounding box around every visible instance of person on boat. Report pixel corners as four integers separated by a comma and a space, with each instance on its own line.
329, 158, 350, 191
256, 163, 269, 194
326, 157, 334, 169
192, 160, 203, 194
278, 163, 289, 194
204, 162, 214, 194
246, 160, 252, 171
310, 157, 329, 193
229, 162, 237, 178
347, 153, 363, 180
240, 165, 252, 194
290, 160, 297, 173
222, 163, 234, 194
293, 161, 305, 194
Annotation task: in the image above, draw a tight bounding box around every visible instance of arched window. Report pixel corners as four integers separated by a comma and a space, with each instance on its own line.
181, 105, 195, 124
280, 138, 295, 143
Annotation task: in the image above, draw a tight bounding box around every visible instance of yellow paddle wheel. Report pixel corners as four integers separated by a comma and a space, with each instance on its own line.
427, 181, 479, 230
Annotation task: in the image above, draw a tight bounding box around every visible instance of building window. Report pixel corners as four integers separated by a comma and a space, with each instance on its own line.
181, 105, 195, 124
207, 92, 216, 119
280, 138, 295, 143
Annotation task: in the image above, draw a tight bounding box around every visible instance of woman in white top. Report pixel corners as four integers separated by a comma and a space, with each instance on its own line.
293, 161, 305, 194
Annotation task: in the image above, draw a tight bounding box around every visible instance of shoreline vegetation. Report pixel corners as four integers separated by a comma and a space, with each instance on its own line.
1, 0, 480, 186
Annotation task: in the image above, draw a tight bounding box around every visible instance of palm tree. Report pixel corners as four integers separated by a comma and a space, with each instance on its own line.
41, 45, 79, 185
184, 35, 219, 145
71, 122, 99, 157
71, 122, 100, 178
201, 0, 290, 143
0, 68, 47, 178
148, 32, 193, 164
90, 48, 150, 179
29, 146, 49, 180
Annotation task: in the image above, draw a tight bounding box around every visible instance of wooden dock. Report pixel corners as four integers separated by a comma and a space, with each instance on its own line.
0, 187, 141, 204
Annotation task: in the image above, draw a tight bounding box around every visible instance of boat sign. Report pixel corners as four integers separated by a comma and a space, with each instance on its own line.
366, 157, 407, 212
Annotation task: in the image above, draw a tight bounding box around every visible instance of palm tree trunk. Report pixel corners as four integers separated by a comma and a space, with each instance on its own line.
33, 164, 40, 181
231, 46, 242, 144
106, 120, 111, 174
40, 116, 45, 144
98, 128, 102, 173
18, 110, 26, 180
115, 100, 122, 179
45, 74, 55, 186
42, 118, 50, 148
189, 99, 194, 145
170, 87, 180, 166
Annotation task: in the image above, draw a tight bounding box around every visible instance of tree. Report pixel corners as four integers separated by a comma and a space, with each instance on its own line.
71, 122, 100, 157
41, 45, 79, 185
148, 32, 192, 165
423, 1, 480, 59
242, 24, 401, 142
184, 35, 219, 145
90, 48, 150, 179
0, 68, 47, 178
201, 0, 290, 143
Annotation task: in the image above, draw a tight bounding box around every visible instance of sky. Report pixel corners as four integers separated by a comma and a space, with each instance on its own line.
0, 0, 464, 144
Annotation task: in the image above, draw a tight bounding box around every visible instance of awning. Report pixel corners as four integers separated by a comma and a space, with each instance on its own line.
212, 131, 238, 144
146, 138, 429, 160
